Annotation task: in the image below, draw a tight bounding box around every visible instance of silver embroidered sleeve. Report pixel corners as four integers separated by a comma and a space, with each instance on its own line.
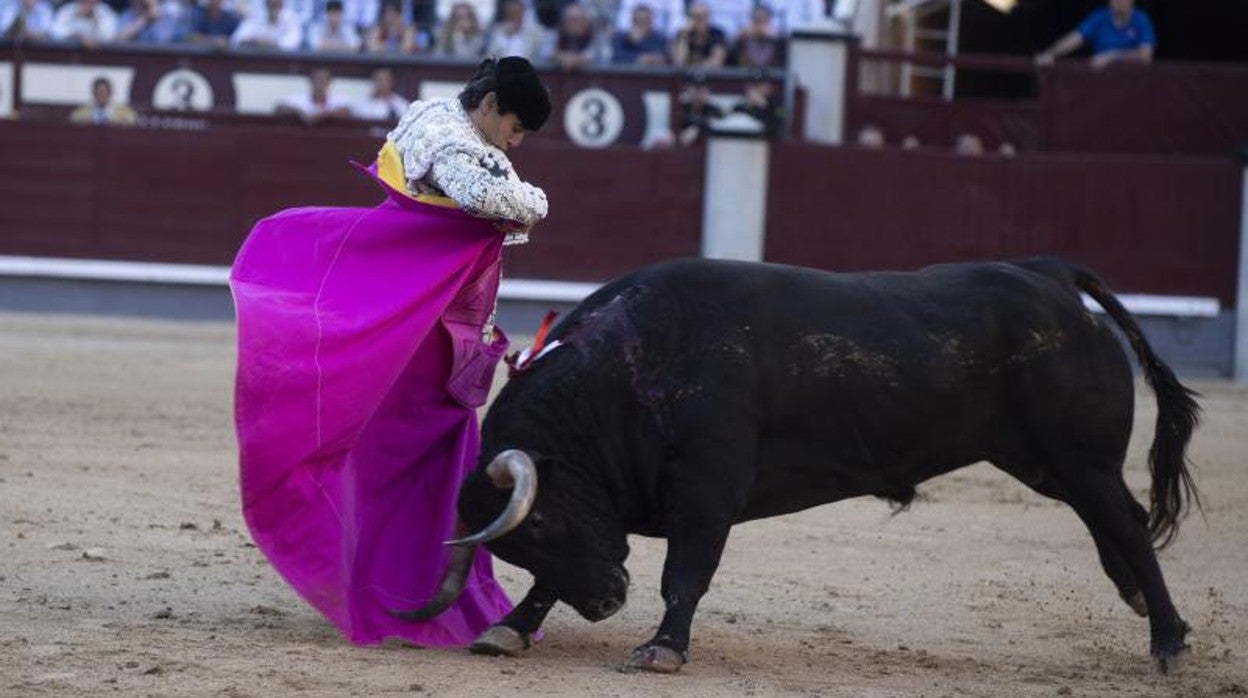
429, 148, 549, 227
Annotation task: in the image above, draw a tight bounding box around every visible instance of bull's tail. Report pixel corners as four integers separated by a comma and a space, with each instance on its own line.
1017, 258, 1202, 549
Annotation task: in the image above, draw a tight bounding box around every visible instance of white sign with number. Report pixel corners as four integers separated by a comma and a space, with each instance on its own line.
563, 87, 624, 149
0, 62, 12, 117
152, 69, 215, 111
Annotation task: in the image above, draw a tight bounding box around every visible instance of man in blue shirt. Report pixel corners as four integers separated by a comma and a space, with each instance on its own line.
1036, 0, 1155, 68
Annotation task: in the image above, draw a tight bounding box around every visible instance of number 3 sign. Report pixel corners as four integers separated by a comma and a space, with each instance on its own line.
563, 87, 624, 149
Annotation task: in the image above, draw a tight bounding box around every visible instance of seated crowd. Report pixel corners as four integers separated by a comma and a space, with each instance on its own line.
0, 0, 827, 69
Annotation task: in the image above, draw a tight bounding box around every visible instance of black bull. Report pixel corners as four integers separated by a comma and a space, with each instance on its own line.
394, 257, 1200, 673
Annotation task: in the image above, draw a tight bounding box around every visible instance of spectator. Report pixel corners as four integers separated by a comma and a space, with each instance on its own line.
733, 4, 779, 68
532, 0, 570, 29
341, 0, 381, 31
435, 0, 492, 27
764, 0, 824, 35
677, 73, 724, 146
231, 0, 302, 49
434, 1, 486, 58
50, 0, 119, 46
1, 0, 55, 41
998, 142, 1017, 157
187, 0, 240, 48
245, 0, 314, 26
615, 0, 681, 37
954, 132, 984, 156
349, 66, 408, 121
671, 2, 727, 68
677, 0, 749, 37
855, 124, 884, 147
69, 76, 137, 125
275, 67, 351, 124
543, 3, 603, 69
307, 0, 361, 50
484, 0, 547, 60
610, 3, 666, 66
900, 134, 920, 149
1036, 0, 1154, 69
731, 71, 782, 135
364, 0, 417, 52
118, 0, 190, 43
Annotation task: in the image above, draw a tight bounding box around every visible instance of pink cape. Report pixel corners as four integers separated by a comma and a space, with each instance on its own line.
229, 167, 514, 646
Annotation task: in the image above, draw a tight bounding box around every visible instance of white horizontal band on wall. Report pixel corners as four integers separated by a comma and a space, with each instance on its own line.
0, 255, 601, 304
1080, 293, 1221, 318
0, 256, 1221, 316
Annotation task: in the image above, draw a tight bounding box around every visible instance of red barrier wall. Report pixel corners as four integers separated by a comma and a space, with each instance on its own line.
0, 120, 704, 282
764, 142, 1241, 305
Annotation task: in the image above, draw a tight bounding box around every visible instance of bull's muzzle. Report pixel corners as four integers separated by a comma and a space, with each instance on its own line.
388, 450, 537, 622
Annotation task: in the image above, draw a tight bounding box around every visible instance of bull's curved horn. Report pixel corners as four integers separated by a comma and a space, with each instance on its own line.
447, 449, 537, 547
388, 543, 476, 621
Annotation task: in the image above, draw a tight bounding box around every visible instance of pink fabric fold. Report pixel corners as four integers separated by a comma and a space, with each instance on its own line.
230, 169, 514, 646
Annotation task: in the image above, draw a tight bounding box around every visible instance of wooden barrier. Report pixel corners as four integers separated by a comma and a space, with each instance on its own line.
764, 141, 1241, 305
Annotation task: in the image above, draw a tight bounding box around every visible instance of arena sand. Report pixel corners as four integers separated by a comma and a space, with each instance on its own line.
1, 311, 1245, 697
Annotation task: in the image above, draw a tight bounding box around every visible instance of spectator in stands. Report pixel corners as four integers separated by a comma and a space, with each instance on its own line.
615, 0, 681, 38
435, 0, 493, 27
69, 76, 137, 125
341, 0, 381, 32
954, 132, 984, 156
1036, 0, 1154, 69
1, 0, 55, 41
246, 0, 314, 26
677, 72, 724, 145
365, 0, 417, 52
484, 0, 548, 60
733, 4, 779, 68
671, 2, 727, 68
307, 0, 362, 51
682, 0, 749, 38
118, 0, 190, 43
544, 3, 604, 69
610, 3, 666, 66
731, 70, 782, 135
855, 124, 884, 148
187, 0, 240, 48
765, 0, 824, 35
50, 0, 119, 46
231, 0, 302, 49
275, 67, 351, 123
900, 134, 920, 149
998, 142, 1017, 157
349, 66, 409, 121
435, 1, 486, 58
532, 0, 570, 29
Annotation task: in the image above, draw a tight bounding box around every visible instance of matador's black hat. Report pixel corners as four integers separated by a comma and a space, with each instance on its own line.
492, 57, 552, 132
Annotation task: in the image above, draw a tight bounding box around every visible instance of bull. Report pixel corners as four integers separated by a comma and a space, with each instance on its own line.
393, 257, 1200, 674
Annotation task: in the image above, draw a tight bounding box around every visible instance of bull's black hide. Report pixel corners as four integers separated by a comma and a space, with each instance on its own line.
397, 257, 1200, 674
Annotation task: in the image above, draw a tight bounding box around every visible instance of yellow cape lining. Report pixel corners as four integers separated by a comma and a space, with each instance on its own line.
376, 141, 459, 209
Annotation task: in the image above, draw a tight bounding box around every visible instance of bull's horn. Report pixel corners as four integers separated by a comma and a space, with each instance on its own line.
447, 449, 537, 547
388, 543, 476, 621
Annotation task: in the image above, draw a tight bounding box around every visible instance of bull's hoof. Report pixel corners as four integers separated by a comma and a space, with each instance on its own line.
1150, 621, 1191, 675
1123, 590, 1148, 617
469, 625, 530, 657
621, 644, 686, 674
1151, 644, 1190, 675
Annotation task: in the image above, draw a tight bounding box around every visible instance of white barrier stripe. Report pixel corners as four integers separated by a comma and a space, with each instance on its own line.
1080, 293, 1220, 318
0, 255, 230, 285
0, 255, 602, 302
0, 256, 1220, 316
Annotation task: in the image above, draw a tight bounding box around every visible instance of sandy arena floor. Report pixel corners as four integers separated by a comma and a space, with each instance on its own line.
1, 311, 1246, 696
